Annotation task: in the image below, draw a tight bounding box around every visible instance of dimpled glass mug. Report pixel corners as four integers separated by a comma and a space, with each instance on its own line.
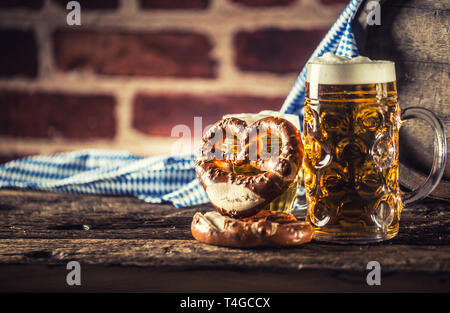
303, 53, 447, 243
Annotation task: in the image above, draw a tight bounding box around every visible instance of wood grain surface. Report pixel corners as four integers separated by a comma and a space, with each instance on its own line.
0, 190, 448, 292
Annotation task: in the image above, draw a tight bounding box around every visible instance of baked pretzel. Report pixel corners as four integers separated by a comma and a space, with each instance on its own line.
195, 116, 303, 218
191, 210, 313, 248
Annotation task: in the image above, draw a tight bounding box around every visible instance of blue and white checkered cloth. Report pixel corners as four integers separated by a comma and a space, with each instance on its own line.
0, 0, 362, 208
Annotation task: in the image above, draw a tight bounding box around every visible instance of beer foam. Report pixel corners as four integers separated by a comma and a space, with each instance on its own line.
223, 110, 300, 130
306, 52, 396, 84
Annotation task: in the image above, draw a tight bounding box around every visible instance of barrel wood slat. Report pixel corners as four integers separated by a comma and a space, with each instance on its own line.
354, 0, 450, 199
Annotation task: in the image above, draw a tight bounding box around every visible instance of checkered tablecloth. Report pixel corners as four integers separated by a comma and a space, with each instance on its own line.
0, 0, 362, 208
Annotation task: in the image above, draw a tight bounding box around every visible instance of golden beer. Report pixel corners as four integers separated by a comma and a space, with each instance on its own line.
304, 56, 403, 242
226, 160, 301, 214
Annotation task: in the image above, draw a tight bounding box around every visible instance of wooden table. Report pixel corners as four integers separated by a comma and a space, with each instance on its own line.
0, 189, 449, 292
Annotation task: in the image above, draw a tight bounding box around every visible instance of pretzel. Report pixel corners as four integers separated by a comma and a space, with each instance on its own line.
195, 116, 303, 218
191, 210, 313, 248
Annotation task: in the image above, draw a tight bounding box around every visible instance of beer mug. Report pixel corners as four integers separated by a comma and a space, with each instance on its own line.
303, 54, 447, 243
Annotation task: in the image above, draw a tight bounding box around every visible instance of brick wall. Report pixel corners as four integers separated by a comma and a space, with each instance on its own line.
0, 0, 346, 161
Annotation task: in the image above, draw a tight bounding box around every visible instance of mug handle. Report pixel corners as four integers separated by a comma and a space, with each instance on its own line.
400, 107, 447, 206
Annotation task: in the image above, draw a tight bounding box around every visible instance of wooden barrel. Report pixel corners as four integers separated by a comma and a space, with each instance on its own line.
353, 0, 450, 200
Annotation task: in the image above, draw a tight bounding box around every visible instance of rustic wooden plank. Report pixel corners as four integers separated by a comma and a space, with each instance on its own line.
0, 189, 200, 240
399, 163, 450, 201
397, 61, 449, 182
360, 3, 449, 64
389, 0, 450, 10
0, 190, 448, 244
1, 237, 450, 273
390, 8, 449, 64
0, 190, 448, 275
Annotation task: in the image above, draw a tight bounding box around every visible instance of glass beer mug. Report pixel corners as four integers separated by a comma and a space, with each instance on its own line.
303, 53, 447, 243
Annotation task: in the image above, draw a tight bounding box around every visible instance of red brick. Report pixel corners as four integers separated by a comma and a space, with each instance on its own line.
0, 90, 116, 139
234, 28, 327, 73
0, 0, 43, 9
139, 0, 210, 10
53, 29, 216, 78
230, 0, 297, 7
319, 0, 349, 5
0, 30, 38, 78
132, 93, 285, 137
52, 0, 119, 9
